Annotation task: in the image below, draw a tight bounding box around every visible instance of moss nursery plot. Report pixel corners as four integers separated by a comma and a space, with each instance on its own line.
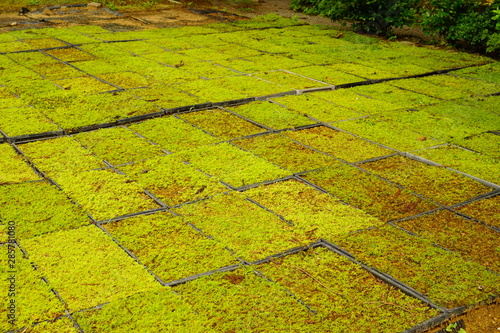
103, 212, 237, 283
454, 195, 500, 228
0, 144, 41, 184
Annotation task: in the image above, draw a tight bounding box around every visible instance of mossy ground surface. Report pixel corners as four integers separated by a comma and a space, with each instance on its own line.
0, 13, 498, 332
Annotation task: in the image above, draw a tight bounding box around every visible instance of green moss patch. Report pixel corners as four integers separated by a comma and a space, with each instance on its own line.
129, 116, 219, 153
44, 47, 95, 62
142, 50, 197, 67
118, 154, 226, 206
0, 246, 65, 332
174, 61, 238, 79
0, 181, 89, 242
213, 75, 284, 97
104, 212, 237, 282
23, 38, 67, 49
19, 136, 105, 177
113, 40, 166, 55
77, 43, 131, 59
334, 118, 445, 151
178, 79, 248, 102
454, 62, 500, 84
255, 70, 329, 90
177, 142, 290, 188
74, 127, 165, 165
291, 65, 364, 85
245, 179, 382, 240
301, 164, 437, 222
0, 41, 32, 53
22, 225, 159, 311
73, 287, 206, 332
362, 155, 491, 206
71, 59, 122, 75
174, 192, 304, 261
233, 133, 337, 173
397, 210, 500, 272
0, 107, 60, 137
327, 62, 396, 80
285, 126, 393, 162
334, 225, 500, 308
272, 93, 363, 122
231, 13, 304, 29
228, 100, 314, 130
414, 145, 500, 185
33, 63, 83, 80
453, 132, 500, 157
131, 84, 204, 109
257, 247, 439, 331
53, 169, 158, 221
179, 109, 264, 140
315, 89, 403, 115
0, 144, 40, 184
455, 195, 500, 228
54, 76, 116, 94
7, 51, 60, 67
98, 72, 153, 89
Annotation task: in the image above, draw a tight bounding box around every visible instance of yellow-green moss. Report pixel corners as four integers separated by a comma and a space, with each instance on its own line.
23, 317, 79, 333
44, 47, 95, 62
314, 89, 403, 114
255, 70, 329, 90
0, 144, 40, 184
455, 195, 500, 228
0, 107, 60, 137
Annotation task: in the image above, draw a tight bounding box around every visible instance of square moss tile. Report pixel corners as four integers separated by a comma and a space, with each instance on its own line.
174, 193, 306, 261
131, 84, 204, 109
0, 41, 33, 53
178, 109, 264, 140
356, 59, 431, 78
118, 154, 227, 206
333, 225, 500, 308
98, 72, 153, 89
7, 51, 61, 67
0, 246, 66, 332
396, 210, 500, 272
103, 212, 237, 282
214, 58, 268, 74
18, 136, 106, 177
43, 91, 160, 130
228, 101, 314, 130
74, 127, 165, 165
180, 61, 240, 79
22, 225, 159, 311
361, 155, 492, 206
213, 75, 284, 97
142, 51, 197, 67
23, 317, 79, 333
0, 144, 40, 184
177, 142, 291, 188
41, 28, 99, 45
143, 66, 201, 85
68, 25, 111, 34
247, 54, 311, 71
112, 40, 167, 55
414, 145, 500, 185
301, 164, 438, 222
454, 133, 500, 158
233, 133, 337, 173
73, 287, 208, 332
77, 43, 131, 59
454, 195, 500, 228
0, 181, 90, 242
44, 47, 95, 62
254, 70, 329, 90
0, 107, 60, 137
177, 79, 249, 103
53, 169, 158, 221
284, 126, 393, 163
54, 76, 116, 94
313, 89, 403, 115
454, 62, 500, 84
209, 43, 262, 58
129, 116, 220, 153
23, 38, 68, 49
177, 47, 233, 62
334, 118, 445, 152
245, 179, 382, 240
33, 63, 83, 80
173, 268, 321, 332
71, 59, 122, 75
256, 247, 440, 331
327, 62, 397, 80
146, 38, 197, 50
291, 65, 365, 85
350, 83, 441, 109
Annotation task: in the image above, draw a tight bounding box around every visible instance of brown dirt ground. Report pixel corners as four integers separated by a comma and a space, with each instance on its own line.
0, 0, 498, 331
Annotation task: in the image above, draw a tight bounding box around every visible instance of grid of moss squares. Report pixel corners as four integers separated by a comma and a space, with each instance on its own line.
284, 125, 393, 163
271, 93, 363, 122
256, 247, 440, 331
0, 144, 40, 184
174, 192, 306, 262
118, 154, 227, 206
172, 268, 322, 332
176, 142, 290, 188
301, 163, 438, 222
233, 133, 337, 173
0, 181, 90, 242
74, 127, 165, 166
131, 84, 203, 110
396, 210, 500, 273
22, 225, 159, 311
178, 109, 265, 140
454, 195, 500, 229
128, 116, 220, 153
52, 169, 158, 221
415, 145, 500, 185
18, 136, 106, 177
228, 101, 314, 130
244, 179, 382, 240
333, 225, 500, 308
0, 247, 66, 332
333, 118, 445, 152
73, 287, 208, 332
103, 212, 237, 282
361, 155, 492, 206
